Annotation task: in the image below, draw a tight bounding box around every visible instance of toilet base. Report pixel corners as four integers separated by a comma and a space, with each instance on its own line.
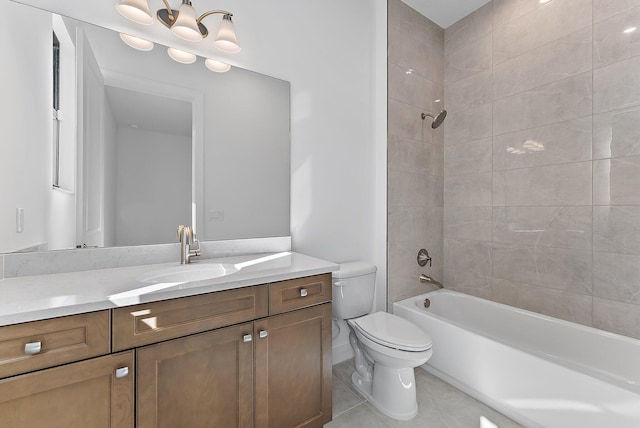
351, 367, 418, 421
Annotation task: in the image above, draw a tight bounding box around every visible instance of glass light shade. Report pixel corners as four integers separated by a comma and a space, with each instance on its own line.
116, 0, 153, 25
205, 58, 231, 73
119, 33, 154, 51
171, 3, 203, 42
167, 47, 197, 64
214, 14, 241, 53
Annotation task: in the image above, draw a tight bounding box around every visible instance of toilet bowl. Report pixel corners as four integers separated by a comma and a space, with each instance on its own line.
348, 311, 432, 420
332, 262, 433, 421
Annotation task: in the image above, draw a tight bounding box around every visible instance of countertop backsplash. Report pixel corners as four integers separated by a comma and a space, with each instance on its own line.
1, 237, 291, 279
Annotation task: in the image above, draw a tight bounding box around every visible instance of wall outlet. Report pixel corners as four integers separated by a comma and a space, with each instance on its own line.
208, 210, 225, 222
16, 208, 24, 233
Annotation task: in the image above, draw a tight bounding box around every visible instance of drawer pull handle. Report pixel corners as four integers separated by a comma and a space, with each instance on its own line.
259, 330, 268, 339
300, 288, 308, 297
115, 367, 129, 379
243, 334, 253, 343
24, 341, 42, 355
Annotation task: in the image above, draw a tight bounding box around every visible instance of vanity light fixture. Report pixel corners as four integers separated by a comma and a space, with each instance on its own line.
205, 58, 231, 73
119, 33, 154, 51
116, 0, 241, 53
167, 47, 197, 64
624, 26, 637, 34
116, 0, 153, 25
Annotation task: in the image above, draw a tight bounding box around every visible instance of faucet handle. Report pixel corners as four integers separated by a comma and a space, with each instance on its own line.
191, 237, 201, 253
177, 225, 186, 240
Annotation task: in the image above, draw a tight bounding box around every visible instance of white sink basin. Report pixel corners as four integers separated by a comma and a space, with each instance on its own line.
138, 263, 238, 284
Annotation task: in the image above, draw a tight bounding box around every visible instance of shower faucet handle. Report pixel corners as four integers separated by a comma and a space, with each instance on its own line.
417, 249, 432, 267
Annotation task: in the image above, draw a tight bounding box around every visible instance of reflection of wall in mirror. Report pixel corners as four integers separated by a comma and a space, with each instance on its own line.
1, 3, 51, 253
1, 2, 290, 253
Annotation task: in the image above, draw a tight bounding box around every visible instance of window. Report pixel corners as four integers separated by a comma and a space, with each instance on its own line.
52, 30, 61, 188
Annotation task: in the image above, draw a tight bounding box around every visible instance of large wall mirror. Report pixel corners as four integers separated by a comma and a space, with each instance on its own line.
0, 0, 290, 254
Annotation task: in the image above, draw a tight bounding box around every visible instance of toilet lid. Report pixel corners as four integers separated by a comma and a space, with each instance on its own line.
351, 312, 432, 352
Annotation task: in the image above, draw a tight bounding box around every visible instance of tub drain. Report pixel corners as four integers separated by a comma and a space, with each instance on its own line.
424, 298, 431, 308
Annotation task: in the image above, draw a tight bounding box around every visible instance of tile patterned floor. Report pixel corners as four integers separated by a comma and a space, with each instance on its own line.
325, 360, 523, 428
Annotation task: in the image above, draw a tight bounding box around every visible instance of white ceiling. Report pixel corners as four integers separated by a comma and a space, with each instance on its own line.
401, 0, 492, 28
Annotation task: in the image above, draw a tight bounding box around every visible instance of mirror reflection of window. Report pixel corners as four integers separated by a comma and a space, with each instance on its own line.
50, 15, 76, 193
52, 31, 60, 187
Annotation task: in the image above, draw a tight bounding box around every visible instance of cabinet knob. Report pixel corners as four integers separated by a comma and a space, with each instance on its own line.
115, 367, 129, 379
24, 341, 42, 355
300, 288, 308, 297
259, 330, 268, 339
243, 334, 253, 343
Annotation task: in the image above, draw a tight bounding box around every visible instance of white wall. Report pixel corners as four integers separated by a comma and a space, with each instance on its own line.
0, 1, 50, 253
223, 1, 388, 360
221, 1, 387, 275
115, 127, 191, 246
103, 99, 117, 247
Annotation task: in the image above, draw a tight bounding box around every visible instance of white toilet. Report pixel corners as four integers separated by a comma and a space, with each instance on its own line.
332, 262, 432, 421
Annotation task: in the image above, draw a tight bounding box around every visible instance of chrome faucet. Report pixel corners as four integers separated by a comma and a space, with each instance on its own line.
419, 274, 443, 289
177, 225, 201, 264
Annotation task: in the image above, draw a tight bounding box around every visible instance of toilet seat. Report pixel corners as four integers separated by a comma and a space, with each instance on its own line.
350, 312, 432, 352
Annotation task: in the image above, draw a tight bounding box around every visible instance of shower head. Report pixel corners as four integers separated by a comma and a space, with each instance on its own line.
421, 110, 447, 129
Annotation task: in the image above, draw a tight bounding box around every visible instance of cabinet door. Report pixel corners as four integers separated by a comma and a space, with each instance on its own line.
137, 322, 254, 428
0, 351, 134, 428
255, 303, 332, 428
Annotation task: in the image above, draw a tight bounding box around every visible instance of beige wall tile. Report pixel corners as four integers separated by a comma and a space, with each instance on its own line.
593, 297, 640, 339
446, 70, 493, 113
493, 162, 592, 206
493, 27, 592, 100
593, 252, 640, 303
492, 0, 546, 28
445, 104, 493, 145
493, 117, 592, 171
388, 135, 432, 174
593, 0, 640, 22
445, 3, 493, 55
444, 206, 493, 241
594, 206, 640, 254
594, 7, 640, 67
491, 277, 593, 325
493, 72, 592, 136
593, 106, 640, 159
493, 0, 592, 65
492, 242, 592, 294
445, 138, 493, 176
594, 55, 640, 114
444, 172, 493, 207
493, 206, 592, 250
594, 156, 640, 205
444, 33, 492, 84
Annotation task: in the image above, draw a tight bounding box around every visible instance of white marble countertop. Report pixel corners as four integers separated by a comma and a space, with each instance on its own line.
0, 252, 338, 326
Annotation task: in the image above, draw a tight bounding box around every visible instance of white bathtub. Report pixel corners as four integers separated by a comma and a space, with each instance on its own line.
393, 290, 640, 428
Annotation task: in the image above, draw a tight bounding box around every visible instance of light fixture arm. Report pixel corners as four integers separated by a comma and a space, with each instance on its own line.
161, 0, 175, 22
196, 10, 232, 26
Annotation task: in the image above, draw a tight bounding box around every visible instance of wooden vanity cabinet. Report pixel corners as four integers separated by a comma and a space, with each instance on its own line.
0, 351, 134, 428
254, 302, 332, 428
137, 322, 254, 428
0, 272, 332, 428
133, 274, 333, 428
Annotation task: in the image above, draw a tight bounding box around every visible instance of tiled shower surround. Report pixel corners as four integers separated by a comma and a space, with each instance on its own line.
387, 0, 445, 305
390, 0, 640, 340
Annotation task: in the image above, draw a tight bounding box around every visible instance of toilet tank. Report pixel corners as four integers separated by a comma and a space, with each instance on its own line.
332, 262, 377, 320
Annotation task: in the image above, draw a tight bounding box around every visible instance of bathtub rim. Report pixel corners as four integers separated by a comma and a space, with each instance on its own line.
393, 289, 640, 396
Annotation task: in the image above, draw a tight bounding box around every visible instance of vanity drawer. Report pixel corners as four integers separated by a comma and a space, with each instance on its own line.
112, 285, 269, 351
0, 310, 111, 379
269, 274, 332, 315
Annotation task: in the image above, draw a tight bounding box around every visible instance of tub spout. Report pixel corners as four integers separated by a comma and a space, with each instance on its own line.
420, 274, 443, 288
349, 329, 373, 382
